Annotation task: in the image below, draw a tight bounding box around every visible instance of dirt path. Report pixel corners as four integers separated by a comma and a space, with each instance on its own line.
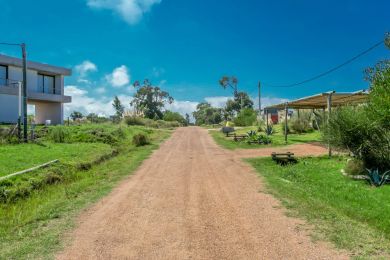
57, 127, 347, 259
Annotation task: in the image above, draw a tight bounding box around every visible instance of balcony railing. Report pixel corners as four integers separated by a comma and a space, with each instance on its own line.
0, 78, 21, 88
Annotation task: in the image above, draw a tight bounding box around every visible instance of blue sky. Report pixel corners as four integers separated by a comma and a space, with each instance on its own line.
0, 0, 389, 116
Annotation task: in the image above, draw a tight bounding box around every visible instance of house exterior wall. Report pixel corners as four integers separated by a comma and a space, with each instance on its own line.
0, 55, 71, 125
33, 102, 63, 125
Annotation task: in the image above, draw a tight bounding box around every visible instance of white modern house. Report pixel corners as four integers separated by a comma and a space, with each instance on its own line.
0, 54, 72, 125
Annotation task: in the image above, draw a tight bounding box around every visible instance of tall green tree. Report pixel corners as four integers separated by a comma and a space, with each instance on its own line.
163, 110, 186, 125
86, 113, 98, 123
192, 102, 223, 125
70, 111, 83, 121
131, 79, 173, 119
225, 92, 254, 115
112, 96, 125, 118
185, 113, 190, 125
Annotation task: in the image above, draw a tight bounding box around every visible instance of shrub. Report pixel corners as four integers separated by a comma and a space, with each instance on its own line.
49, 126, 69, 143
163, 111, 186, 125
323, 106, 390, 171
289, 110, 313, 134
124, 116, 145, 126
132, 134, 150, 147
233, 108, 257, 126
344, 159, 365, 176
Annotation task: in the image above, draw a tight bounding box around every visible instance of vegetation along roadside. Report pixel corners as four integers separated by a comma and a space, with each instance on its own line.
0, 123, 171, 259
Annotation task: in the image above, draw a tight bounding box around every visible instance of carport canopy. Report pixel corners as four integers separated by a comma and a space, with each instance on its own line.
263, 90, 369, 156
264, 90, 369, 110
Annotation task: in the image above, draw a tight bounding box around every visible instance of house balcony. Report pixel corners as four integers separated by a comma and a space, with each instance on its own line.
0, 80, 71, 103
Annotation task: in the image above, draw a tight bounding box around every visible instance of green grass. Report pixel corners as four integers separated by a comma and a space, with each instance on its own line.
0, 143, 113, 176
210, 124, 321, 149
247, 156, 390, 258
0, 127, 171, 259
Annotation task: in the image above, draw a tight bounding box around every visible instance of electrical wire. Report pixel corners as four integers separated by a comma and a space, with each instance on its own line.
0, 42, 21, 46
263, 39, 385, 88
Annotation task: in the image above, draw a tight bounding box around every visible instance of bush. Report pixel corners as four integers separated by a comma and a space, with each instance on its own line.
132, 134, 150, 147
344, 159, 365, 176
233, 108, 257, 126
289, 110, 313, 134
163, 111, 187, 125
290, 118, 313, 134
324, 105, 390, 172
124, 116, 145, 126
49, 126, 69, 143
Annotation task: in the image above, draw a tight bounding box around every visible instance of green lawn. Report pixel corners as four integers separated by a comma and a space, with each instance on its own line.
210, 124, 321, 149
0, 143, 113, 176
0, 127, 171, 259
247, 156, 390, 258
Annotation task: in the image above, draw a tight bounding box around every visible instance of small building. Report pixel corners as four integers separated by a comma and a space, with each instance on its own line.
263, 108, 280, 124
0, 54, 72, 124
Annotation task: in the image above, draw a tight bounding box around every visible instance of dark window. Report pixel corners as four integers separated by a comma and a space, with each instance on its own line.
0, 65, 7, 86
37, 74, 55, 94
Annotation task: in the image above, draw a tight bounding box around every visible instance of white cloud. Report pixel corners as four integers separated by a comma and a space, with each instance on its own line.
255, 97, 289, 109
64, 85, 132, 117
75, 60, 97, 78
203, 95, 289, 110
106, 65, 130, 88
87, 0, 161, 25
165, 100, 198, 116
204, 96, 231, 108
96, 87, 106, 94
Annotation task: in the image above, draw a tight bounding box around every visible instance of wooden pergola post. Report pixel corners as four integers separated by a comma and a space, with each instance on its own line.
327, 93, 333, 157
284, 103, 288, 144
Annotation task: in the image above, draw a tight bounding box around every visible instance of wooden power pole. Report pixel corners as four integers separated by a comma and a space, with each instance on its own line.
258, 81, 261, 118
21, 43, 28, 143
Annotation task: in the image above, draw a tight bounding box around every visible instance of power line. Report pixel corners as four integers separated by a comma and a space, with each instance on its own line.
0, 42, 21, 46
263, 39, 385, 88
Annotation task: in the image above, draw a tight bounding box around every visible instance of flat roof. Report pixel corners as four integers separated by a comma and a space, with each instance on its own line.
0, 54, 72, 76
264, 90, 369, 110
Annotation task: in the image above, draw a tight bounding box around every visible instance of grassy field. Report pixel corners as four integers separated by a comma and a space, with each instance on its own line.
0, 124, 171, 259
0, 143, 113, 176
247, 156, 390, 258
210, 124, 321, 149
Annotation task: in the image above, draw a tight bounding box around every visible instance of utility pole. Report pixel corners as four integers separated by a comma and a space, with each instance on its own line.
258, 81, 261, 118
17, 82, 22, 140
21, 43, 28, 143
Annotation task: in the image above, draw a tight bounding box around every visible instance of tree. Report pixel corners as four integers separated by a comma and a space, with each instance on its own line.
112, 96, 125, 118
225, 92, 254, 115
219, 76, 238, 94
131, 79, 173, 119
163, 110, 186, 125
86, 113, 98, 123
192, 102, 223, 125
185, 113, 190, 125
323, 34, 390, 171
385, 32, 390, 49
70, 111, 83, 121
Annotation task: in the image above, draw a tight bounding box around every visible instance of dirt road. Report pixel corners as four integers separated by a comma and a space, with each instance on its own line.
57, 127, 347, 259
